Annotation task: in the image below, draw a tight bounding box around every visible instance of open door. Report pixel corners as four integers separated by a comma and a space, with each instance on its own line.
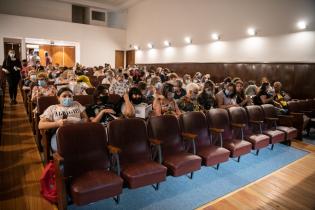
115, 50, 124, 68
3, 38, 22, 60
126, 50, 135, 68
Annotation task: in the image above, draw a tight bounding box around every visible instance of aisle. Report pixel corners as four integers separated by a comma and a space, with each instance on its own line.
0, 86, 55, 210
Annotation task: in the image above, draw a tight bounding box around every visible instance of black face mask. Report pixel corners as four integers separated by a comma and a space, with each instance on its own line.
131, 96, 142, 105
99, 96, 108, 104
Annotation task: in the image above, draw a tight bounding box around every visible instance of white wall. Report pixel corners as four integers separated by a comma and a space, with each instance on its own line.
127, 0, 315, 63
0, 0, 72, 22
0, 14, 126, 67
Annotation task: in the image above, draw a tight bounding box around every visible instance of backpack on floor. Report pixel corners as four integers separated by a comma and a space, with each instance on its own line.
40, 161, 57, 203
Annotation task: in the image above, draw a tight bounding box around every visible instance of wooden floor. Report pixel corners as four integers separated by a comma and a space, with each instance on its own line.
0, 87, 315, 210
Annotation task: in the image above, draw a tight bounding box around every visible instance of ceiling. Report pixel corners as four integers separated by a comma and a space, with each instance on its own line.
55, 0, 145, 10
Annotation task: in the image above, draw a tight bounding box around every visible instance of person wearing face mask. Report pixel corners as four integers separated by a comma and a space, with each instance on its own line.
2, 50, 22, 105
22, 69, 37, 90
38, 87, 88, 152
86, 85, 121, 125
197, 80, 216, 110
110, 72, 129, 96
31, 72, 57, 102
102, 70, 117, 86
177, 82, 201, 112
182, 74, 192, 89
235, 80, 252, 107
174, 79, 187, 100
120, 87, 146, 118
216, 82, 238, 108
153, 83, 181, 116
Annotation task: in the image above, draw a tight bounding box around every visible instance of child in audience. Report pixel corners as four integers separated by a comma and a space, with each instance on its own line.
31, 72, 57, 102
38, 87, 88, 152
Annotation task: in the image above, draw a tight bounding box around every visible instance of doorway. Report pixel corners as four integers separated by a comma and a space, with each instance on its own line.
126, 50, 135, 68
115, 50, 124, 68
3, 38, 22, 60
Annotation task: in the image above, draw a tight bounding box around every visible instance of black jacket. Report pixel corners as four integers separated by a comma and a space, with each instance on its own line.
2, 56, 22, 79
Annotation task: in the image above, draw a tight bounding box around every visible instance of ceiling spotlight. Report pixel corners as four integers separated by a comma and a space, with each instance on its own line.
164, 40, 171, 47
134, 45, 140, 50
297, 21, 307, 30
147, 43, 154, 49
185, 37, 192, 44
247, 27, 256, 36
211, 33, 220, 41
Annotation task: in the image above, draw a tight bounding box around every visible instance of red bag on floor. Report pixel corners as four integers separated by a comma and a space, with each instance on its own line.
40, 161, 57, 203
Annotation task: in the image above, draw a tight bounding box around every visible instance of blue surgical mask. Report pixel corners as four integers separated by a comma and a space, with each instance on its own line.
61, 98, 73, 107
38, 80, 46, 87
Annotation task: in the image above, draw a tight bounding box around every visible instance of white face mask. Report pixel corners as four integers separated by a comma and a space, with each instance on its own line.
9, 53, 15, 58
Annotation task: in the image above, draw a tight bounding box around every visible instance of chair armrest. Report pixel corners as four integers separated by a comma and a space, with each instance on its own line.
209, 128, 224, 133
231, 123, 246, 128
265, 117, 279, 122
290, 112, 304, 116
278, 115, 294, 119
53, 153, 64, 165
149, 138, 162, 145
107, 145, 121, 154
249, 120, 264, 125
181, 132, 197, 141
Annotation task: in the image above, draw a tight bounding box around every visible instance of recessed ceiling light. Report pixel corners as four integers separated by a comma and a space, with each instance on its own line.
247, 27, 256, 36
211, 33, 220, 41
164, 40, 171, 47
185, 37, 192, 44
297, 21, 307, 30
147, 43, 153, 49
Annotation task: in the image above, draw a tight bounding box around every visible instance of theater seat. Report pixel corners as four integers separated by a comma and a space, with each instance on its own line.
54, 123, 123, 210
107, 118, 167, 190
73, 95, 94, 107
261, 104, 297, 144
148, 115, 202, 178
179, 111, 230, 170
246, 105, 285, 151
207, 108, 252, 162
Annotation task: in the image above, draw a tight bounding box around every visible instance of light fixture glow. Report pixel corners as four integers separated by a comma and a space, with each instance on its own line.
147, 43, 153, 49
297, 21, 307, 30
211, 33, 220, 41
247, 28, 256, 36
185, 37, 192, 44
164, 40, 171, 47
134, 45, 140, 50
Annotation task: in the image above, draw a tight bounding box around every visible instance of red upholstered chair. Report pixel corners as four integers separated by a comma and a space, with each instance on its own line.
228, 107, 270, 156
261, 104, 298, 144
148, 115, 202, 179
73, 95, 94, 107
287, 100, 305, 139
179, 111, 230, 170
35, 96, 59, 160
107, 118, 167, 190
207, 109, 252, 162
85, 87, 96, 95
54, 123, 123, 210
245, 105, 286, 151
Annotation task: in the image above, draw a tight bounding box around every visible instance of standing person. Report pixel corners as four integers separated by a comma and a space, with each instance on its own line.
2, 50, 22, 105
44, 51, 52, 67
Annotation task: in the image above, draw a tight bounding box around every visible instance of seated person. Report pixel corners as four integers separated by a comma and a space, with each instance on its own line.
54, 70, 69, 85
245, 80, 257, 96
121, 87, 145, 118
22, 69, 37, 90
77, 75, 93, 88
31, 72, 57, 102
68, 76, 87, 95
216, 82, 238, 108
273, 81, 290, 109
174, 79, 187, 100
253, 82, 276, 106
110, 72, 129, 96
38, 87, 89, 152
86, 85, 121, 125
138, 81, 154, 104
177, 83, 201, 112
197, 80, 216, 110
102, 70, 117, 86
235, 80, 252, 107
93, 66, 105, 77
182, 74, 191, 89
153, 83, 181, 116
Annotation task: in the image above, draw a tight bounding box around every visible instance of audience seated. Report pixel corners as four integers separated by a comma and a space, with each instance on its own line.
31, 72, 57, 102
216, 82, 237, 108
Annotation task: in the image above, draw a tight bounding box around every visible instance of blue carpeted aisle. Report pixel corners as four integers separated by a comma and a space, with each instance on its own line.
69, 144, 308, 210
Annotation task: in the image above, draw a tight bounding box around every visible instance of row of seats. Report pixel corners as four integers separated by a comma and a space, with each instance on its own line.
53, 104, 297, 210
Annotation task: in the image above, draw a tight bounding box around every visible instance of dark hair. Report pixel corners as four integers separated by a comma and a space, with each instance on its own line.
138, 81, 147, 91
260, 82, 270, 93
203, 80, 215, 90
225, 82, 236, 98
57, 87, 73, 96
223, 77, 232, 84
162, 83, 174, 98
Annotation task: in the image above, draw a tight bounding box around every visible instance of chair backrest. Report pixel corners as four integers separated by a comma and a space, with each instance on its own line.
107, 118, 151, 166
73, 95, 94, 107
108, 94, 122, 105
85, 87, 96, 95
148, 115, 184, 156
245, 105, 265, 122
261, 104, 277, 118
179, 111, 210, 148
56, 123, 109, 178
298, 100, 308, 111
287, 101, 300, 113
228, 107, 248, 124
37, 96, 59, 114
207, 108, 232, 140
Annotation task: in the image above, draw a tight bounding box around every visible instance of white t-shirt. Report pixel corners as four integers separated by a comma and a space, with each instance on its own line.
40, 101, 85, 122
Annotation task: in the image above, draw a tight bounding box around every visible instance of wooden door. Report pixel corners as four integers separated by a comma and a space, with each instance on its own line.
115, 50, 124, 68
126, 50, 135, 68
63, 46, 75, 67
